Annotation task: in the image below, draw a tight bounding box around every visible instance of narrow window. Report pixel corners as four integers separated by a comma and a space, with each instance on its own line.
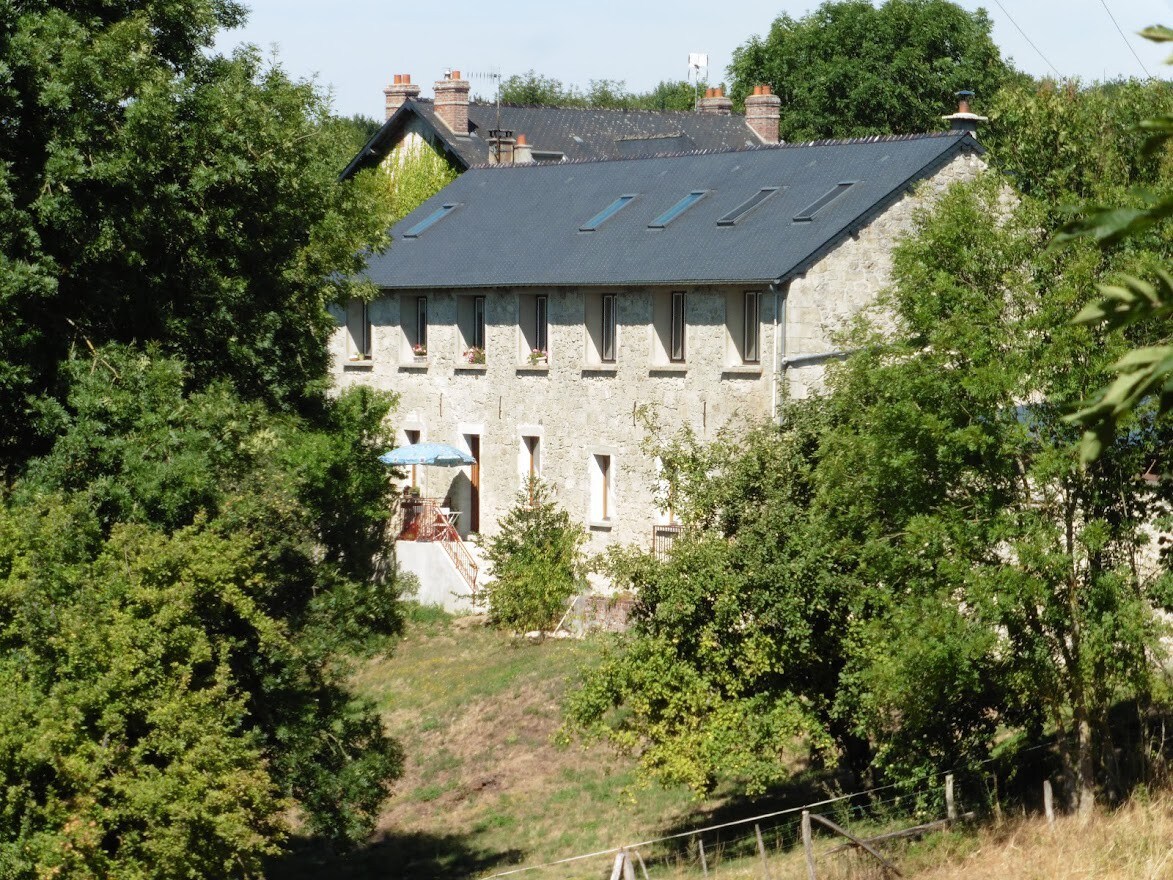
524, 436, 541, 479
743, 291, 760, 363
649, 191, 708, 228
601, 293, 617, 363
580, 195, 636, 231
717, 187, 780, 226
346, 297, 371, 359
670, 291, 686, 362
534, 295, 548, 354
592, 454, 612, 522
794, 182, 855, 222
473, 295, 486, 350
403, 203, 459, 238
405, 429, 421, 488
415, 296, 428, 351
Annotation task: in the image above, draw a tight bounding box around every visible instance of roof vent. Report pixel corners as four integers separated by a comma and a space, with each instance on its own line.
942, 90, 987, 136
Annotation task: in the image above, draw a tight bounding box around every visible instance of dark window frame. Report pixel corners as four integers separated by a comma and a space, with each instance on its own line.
601, 293, 617, 363
669, 291, 686, 362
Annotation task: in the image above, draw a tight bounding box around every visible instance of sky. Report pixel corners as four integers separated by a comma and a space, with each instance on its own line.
213, 0, 1173, 120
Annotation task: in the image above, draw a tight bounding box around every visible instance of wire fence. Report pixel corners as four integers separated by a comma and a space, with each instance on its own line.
484, 729, 1173, 880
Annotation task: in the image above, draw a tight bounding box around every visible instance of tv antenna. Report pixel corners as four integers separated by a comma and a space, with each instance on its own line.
688, 53, 709, 109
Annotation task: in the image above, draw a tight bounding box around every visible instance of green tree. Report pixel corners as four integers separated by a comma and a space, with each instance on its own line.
0, 347, 406, 875
498, 70, 583, 106
568, 176, 1172, 812
728, 0, 1019, 141
0, 1, 396, 470
481, 478, 586, 633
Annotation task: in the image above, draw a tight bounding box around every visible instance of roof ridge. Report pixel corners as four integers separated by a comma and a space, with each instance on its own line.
465, 130, 977, 170
468, 101, 735, 117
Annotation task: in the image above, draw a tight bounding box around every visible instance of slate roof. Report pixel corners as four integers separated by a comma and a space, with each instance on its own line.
340, 99, 761, 178
361, 132, 984, 290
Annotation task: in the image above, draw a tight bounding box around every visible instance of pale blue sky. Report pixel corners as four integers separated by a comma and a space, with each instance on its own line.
214, 1, 1173, 119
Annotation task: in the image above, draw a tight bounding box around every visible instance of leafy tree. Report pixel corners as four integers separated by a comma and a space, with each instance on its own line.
498, 70, 583, 106
0, 347, 405, 875
481, 478, 586, 633
727, 0, 1020, 141
568, 175, 1172, 813
0, 2, 396, 470
380, 143, 459, 225
494, 71, 700, 111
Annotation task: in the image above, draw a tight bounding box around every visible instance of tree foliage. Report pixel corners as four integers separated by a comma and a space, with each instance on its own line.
495, 70, 701, 111
481, 478, 586, 633
0, 347, 405, 876
727, 0, 1020, 141
0, 1, 396, 470
568, 175, 1173, 811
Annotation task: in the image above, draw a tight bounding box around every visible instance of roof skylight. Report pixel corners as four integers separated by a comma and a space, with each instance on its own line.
717, 187, 781, 226
580, 194, 636, 232
403, 203, 460, 238
649, 190, 709, 228
793, 182, 855, 222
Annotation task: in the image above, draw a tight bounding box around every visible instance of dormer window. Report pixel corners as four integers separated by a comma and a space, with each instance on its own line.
403, 203, 460, 238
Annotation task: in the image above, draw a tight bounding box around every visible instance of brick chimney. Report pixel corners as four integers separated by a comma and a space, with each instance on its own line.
434, 69, 470, 136
513, 133, 534, 164
697, 85, 733, 116
383, 73, 421, 120
941, 90, 987, 136
745, 84, 782, 144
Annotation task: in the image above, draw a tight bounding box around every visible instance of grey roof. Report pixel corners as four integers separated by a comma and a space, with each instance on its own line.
341, 99, 761, 178
362, 132, 984, 290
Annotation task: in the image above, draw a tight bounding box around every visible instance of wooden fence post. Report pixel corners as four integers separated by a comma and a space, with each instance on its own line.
621, 849, 636, 880
1043, 779, 1055, 827
802, 811, 817, 880
608, 852, 625, 880
755, 824, 773, 880
697, 838, 709, 878
945, 773, 956, 821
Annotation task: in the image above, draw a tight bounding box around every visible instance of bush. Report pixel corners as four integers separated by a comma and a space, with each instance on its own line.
481, 478, 586, 632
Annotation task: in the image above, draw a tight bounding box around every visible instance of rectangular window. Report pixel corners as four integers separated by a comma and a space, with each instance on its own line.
601, 294, 616, 363
591, 454, 612, 523
346, 297, 371, 359
794, 182, 855, 222
580, 194, 636, 232
534, 295, 548, 353
743, 291, 760, 363
405, 429, 421, 488
649, 191, 708, 229
670, 291, 686, 362
415, 296, 428, 352
403, 203, 459, 238
474, 296, 486, 350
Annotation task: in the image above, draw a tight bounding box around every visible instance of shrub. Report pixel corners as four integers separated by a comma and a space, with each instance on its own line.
481, 478, 586, 632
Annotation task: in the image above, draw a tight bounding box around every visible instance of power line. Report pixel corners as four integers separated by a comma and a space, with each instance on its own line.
990, 0, 1061, 78
1097, 0, 1154, 78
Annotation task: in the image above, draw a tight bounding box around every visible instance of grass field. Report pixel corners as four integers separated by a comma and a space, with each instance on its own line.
267, 606, 1173, 880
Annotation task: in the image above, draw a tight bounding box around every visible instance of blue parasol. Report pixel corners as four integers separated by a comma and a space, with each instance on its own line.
379, 441, 475, 467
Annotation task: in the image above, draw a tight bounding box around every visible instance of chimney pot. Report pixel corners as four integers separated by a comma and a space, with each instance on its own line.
941, 89, 986, 136
698, 85, 733, 115
384, 72, 421, 119
514, 133, 533, 164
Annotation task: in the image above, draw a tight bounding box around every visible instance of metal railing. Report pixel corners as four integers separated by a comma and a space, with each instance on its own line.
652, 524, 684, 560
398, 497, 478, 593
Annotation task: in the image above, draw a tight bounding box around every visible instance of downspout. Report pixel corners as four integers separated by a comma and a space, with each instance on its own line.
771, 280, 788, 424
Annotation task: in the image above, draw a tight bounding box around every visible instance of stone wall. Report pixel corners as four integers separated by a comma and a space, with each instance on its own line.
332, 284, 779, 557
784, 151, 986, 398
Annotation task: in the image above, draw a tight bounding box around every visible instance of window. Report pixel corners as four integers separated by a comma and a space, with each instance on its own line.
651, 291, 687, 367
401, 294, 428, 359
580, 195, 636, 231
743, 291, 760, 363
794, 182, 855, 222
403, 203, 459, 238
649, 191, 708, 228
717, 187, 780, 226
345, 297, 371, 360
457, 295, 486, 363
590, 454, 612, 524
585, 293, 618, 365
601, 294, 617, 363
523, 436, 541, 479
518, 293, 549, 363
404, 429, 421, 488
670, 291, 686, 362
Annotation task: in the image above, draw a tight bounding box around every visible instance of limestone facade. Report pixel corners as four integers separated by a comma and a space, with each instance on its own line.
331, 150, 986, 556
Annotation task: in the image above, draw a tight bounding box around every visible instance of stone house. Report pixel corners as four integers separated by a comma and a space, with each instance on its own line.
332, 123, 987, 606
339, 70, 784, 178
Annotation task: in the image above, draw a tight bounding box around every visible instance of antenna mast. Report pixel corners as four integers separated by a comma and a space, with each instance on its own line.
688, 53, 708, 109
